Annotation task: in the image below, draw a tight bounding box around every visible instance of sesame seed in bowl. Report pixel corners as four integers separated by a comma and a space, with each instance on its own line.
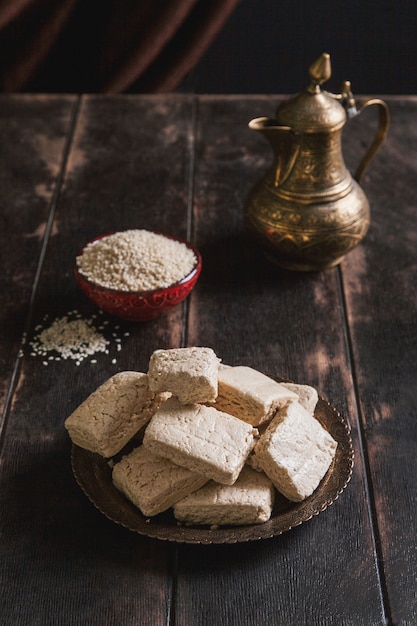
74, 230, 202, 322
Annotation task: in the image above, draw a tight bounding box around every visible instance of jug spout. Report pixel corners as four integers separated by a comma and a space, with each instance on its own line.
248, 117, 299, 187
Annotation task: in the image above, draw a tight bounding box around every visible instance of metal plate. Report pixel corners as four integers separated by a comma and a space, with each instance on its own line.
71, 389, 354, 544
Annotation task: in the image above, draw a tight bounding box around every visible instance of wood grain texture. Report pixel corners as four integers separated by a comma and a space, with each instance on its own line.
1, 94, 416, 625
342, 98, 417, 625
0, 95, 76, 427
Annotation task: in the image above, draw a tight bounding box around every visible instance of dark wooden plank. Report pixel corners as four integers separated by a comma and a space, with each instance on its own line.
0, 94, 197, 625
175, 96, 386, 625
0, 94, 76, 426
342, 97, 417, 625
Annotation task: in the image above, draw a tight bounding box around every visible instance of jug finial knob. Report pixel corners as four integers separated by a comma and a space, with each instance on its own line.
308, 52, 331, 93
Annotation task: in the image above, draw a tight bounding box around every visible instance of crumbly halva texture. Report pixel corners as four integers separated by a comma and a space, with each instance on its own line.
147, 347, 220, 404
142, 397, 258, 485
76, 229, 197, 291
252, 401, 337, 502
65, 371, 164, 457
280, 382, 319, 414
173, 465, 275, 526
112, 445, 208, 517
211, 365, 298, 426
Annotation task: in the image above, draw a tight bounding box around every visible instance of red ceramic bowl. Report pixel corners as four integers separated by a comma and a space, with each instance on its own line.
74, 232, 202, 322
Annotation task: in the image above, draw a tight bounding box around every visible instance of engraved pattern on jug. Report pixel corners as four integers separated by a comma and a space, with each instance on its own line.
252, 185, 364, 231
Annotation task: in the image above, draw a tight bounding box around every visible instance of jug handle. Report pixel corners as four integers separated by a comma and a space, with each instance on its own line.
351, 97, 390, 183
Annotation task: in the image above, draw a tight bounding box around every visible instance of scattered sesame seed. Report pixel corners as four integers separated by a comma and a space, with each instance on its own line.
26, 310, 130, 366
29, 313, 108, 363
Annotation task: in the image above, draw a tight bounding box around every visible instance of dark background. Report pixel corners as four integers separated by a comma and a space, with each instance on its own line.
182, 0, 417, 95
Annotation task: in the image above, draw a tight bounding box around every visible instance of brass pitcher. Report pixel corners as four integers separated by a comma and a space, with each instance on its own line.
245, 52, 390, 271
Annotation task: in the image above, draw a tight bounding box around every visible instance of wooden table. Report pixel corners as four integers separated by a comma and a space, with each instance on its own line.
0, 94, 416, 625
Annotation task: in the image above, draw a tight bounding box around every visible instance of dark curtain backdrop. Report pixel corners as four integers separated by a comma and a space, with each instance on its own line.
0, 0, 240, 93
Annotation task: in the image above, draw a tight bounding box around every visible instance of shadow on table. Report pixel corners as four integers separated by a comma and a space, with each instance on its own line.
197, 230, 320, 296
1, 438, 169, 570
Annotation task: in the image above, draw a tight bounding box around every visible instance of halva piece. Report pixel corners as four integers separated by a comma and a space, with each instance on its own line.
64, 371, 162, 457
112, 445, 208, 517
147, 347, 220, 404
142, 397, 257, 485
211, 365, 298, 426
252, 400, 337, 501
280, 382, 319, 414
173, 466, 275, 526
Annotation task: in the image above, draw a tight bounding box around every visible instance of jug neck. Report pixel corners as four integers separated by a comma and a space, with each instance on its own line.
270, 126, 353, 202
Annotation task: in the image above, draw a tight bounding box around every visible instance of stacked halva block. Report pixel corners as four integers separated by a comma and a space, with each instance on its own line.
65, 347, 338, 527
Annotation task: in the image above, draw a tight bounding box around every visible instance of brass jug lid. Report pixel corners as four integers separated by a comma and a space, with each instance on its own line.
275, 53, 346, 132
